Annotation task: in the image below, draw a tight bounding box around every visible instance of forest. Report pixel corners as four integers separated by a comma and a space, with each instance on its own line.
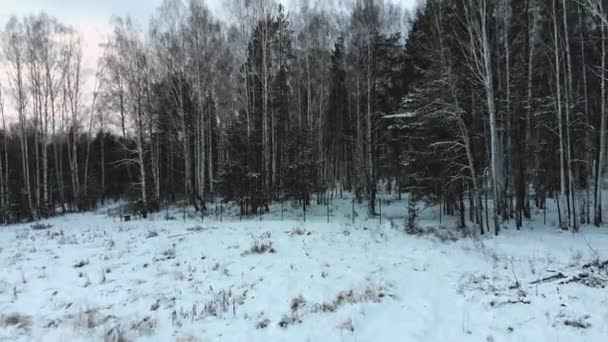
1, 0, 608, 235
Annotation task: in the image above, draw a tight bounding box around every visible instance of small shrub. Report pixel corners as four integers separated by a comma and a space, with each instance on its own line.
563, 315, 592, 329
278, 313, 301, 328
290, 295, 306, 312
197, 288, 246, 320
19, 268, 26, 284
405, 197, 419, 233
288, 227, 310, 236
256, 318, 270, 329
337, 318, 354, 332
155, 245, 176, 261
415, 226, 462, 242
312, 285, 391, 314
146, 231, 158, 239
31, 223, 52, 230
58, 235, 78, 245
74, 309, 98, 330
1, 313, 32, 331
130, 316, 156, 336
243, 240, 276, 255
104, 325, 131, 342
73, 260, 89, 268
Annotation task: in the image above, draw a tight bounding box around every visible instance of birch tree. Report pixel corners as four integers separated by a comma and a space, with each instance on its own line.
583, 0, 607, 226
150, 0, 195, 206
463, 0, 502, 234
60, 28, 86, 210
0, 82, 5, 208
4, 17, 35, 218
112, 18, 151, 217
551, 0, 568, 228
251, 0, 276, 195
561, 0, 576, 230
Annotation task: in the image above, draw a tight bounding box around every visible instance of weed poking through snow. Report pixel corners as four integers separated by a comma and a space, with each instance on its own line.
31, 223, 52, 230
242, 240, 276, 255
256, 318, 270, 329
337, 318, 355, 332
0, 313, 32, 332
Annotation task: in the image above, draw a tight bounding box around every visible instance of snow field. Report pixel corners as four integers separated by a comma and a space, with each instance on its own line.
0, 198, 607, 341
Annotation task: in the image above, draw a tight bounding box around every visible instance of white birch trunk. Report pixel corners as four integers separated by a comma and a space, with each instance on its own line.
552, 0, 567, 227
596, 0, 606, 225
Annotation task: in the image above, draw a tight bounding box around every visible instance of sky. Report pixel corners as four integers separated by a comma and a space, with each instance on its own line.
1, 0, 418, 63
1, 0, 419, 35
0, 0, 418, 120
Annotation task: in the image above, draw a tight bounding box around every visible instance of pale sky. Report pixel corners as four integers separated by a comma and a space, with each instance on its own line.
0, 0, 417, 121
1, 0, 418, 61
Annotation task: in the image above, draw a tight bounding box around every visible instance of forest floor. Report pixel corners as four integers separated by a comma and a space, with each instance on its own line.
0, 196, 607, 341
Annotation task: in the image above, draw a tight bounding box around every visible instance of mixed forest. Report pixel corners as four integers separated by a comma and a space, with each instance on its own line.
2, 0, 608, 235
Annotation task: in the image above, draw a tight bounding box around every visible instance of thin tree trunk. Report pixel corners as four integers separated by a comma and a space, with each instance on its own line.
100, 116, 105, 200
553, 0, 567, 228
0, 86, 5, 208
561, 0, 577, 230
83, 83, 99, 201
525, 0, 536, 219
478, 0, 501, 235
596, 0, 607, 226
504, 1, 513, 222
579, 2, 591, 224
207, 103, 214, 195
33, 92, 41, 210
366, 34, 376, 216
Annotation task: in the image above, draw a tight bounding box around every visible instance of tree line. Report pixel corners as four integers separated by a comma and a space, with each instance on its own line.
397, 0, 608, 234
1, 0, 608, 234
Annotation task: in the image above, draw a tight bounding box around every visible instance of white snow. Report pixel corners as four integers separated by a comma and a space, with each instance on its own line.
383, 112, 417, 119
0, 196, 607, 341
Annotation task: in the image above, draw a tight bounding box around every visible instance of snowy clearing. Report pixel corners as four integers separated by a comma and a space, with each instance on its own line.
1, 198, 607, 341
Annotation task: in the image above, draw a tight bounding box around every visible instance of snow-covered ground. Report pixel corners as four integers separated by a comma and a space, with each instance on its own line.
1, 196, 607, 341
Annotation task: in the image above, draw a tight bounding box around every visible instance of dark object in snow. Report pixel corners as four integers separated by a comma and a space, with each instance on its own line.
31, 223, 52, 230
150, 301, 160, 311
489, 299, 531, 308
146, 231, 158, 239
560, 273, 606, 288
530, 272, 567, 285
73, 260, 89, 268
122, 215, 131, 222
290, 295, 306, 311
2, 313, 32, 330
154, 247, 176, 261
278, 317, 289, 328
582, 259, 608, 270
278, 314, 301, 328
46, 319, 60, 328
537, 260, 608, 288
337, 318, 355, 332
256, 318, 270, 329
564, 316, 591, 329
243, 240, 276, 255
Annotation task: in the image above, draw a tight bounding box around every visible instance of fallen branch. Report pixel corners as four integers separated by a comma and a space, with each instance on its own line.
490, 299, 531, 308
530, 272, 567, 285
582, 259, 608, 270
168, 226, 218, 239
560, 273, 607, 288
